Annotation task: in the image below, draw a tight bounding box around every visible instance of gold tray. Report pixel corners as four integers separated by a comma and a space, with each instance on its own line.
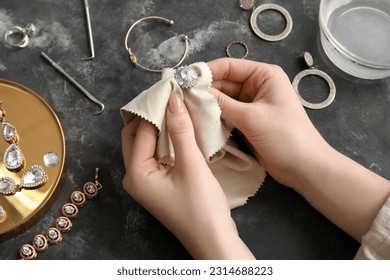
0, 79, 65, 235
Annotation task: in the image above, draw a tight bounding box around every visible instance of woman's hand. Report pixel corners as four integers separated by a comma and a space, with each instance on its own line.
208, 58, 330, 188
121, 91, 254, 259
208, 58, 390, 241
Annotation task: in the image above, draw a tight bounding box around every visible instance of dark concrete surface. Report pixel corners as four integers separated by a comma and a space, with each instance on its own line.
0, 0, 389, 259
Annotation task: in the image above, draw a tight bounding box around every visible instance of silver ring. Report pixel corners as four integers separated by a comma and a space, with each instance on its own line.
292, 52, 336, 110
250, 4, 293, 41
174, 65, 199, 88
4, 23, 35, 48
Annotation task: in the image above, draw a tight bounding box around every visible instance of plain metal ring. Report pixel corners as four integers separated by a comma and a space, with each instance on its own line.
250, 4, 293, 42
125, 16, 189, 73
225, 41, 248, 59
292, 68, 336, 109
4, 26, 29, 48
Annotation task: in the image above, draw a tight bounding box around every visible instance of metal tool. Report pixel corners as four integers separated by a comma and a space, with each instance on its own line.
41, 52, 104, 115
83, 0, 95, 60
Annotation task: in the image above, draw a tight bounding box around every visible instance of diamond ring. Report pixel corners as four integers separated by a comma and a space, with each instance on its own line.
174, 65, 199, 88
4, 23, 35, 48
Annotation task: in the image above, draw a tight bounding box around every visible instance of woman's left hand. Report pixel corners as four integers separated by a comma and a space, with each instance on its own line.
121, 91, 254, 259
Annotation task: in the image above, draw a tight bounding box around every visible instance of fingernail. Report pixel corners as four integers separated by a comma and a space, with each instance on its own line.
169, 92, 184, 113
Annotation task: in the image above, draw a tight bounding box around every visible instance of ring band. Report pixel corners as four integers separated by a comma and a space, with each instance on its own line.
225, 41, 249, 59
250, 4, 293, 42
4, 27, 29, 48
125, 16, 189, 73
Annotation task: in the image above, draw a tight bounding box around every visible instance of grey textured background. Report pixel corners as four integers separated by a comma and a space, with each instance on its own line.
0, 0, 389, 259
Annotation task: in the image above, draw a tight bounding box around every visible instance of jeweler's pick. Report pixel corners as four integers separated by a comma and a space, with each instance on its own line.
82, 0, 95, 60
40, 52, 105, 115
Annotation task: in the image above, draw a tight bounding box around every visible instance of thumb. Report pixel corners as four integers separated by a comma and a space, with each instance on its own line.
209, 87, 250, 130
166, 91, 203, 164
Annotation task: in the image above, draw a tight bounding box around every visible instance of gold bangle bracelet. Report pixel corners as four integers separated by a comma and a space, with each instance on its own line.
125, 16, 189, 73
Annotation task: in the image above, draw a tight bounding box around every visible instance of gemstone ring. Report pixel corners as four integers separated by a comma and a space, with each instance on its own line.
174, 65, 199, 88
4, 23, 35, 48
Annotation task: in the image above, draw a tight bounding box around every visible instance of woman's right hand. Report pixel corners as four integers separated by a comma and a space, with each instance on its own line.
208, 58, 330, 188
208, 58, 390, 241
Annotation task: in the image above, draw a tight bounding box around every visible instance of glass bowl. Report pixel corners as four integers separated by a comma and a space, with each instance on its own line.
319, 0, 390, 79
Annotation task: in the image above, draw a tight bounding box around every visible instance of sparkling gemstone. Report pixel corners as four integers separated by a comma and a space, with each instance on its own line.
3, 144, 24, 170
73, 192, 83, 202
64, 205, 75, 215
46, 227, 62, 244
20, 165, 47, 188
2, 122, 17, 142
33, 235, 48, 252
304, 51, 314, 68
48, 229, 58, 239
24, 23, 36, 37
34, 236, 44, 247
0, 177, 17, 195
43, 151, 59, 167
240, 0, 255, 10
174, 65, 198, 88
57, 218, 68, 228
86, 184, 96, 194
22, 246, 32, 256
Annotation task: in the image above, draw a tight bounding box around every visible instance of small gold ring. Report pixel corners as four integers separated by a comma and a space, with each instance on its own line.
225, 41, 249, 59
125, 16, 189, 73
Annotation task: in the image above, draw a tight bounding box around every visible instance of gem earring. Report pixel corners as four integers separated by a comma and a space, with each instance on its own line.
292, 52, 336, 109
239, 0, 293, 42
1, 102, 25, 171
0, 102, 48, 196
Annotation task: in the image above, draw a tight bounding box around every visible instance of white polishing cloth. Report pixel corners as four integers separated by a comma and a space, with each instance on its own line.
121, 62, 265, 208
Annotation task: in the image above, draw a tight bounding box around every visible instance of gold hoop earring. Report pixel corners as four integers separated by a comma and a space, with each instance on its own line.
124, 16, 189, 73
